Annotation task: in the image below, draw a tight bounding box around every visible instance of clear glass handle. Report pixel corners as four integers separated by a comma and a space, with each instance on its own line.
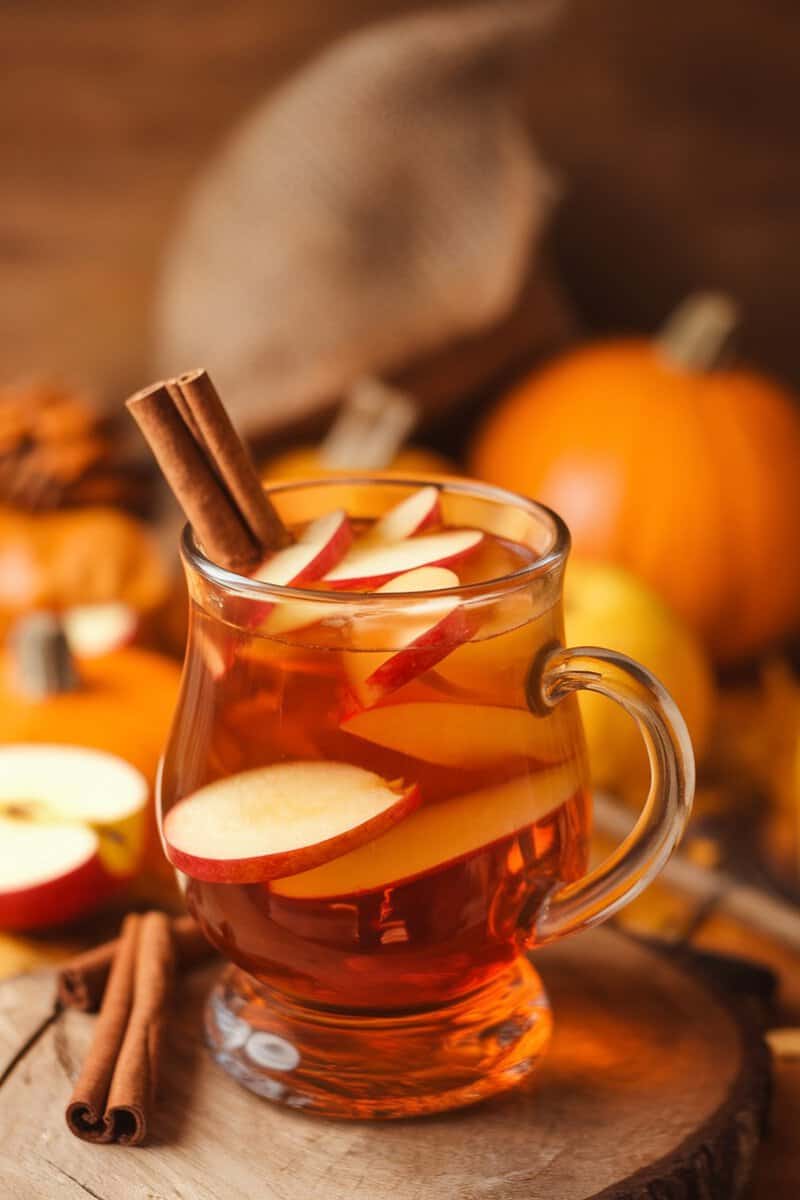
525, 645, 694, 945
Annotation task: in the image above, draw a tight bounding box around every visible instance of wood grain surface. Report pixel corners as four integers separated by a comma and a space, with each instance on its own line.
0, 927, 769, 1200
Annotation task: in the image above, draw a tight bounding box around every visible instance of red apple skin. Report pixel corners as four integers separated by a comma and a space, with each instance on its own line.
357, 606, 478, 706
0, 852, 118, 933
410, 496, 441, 534
286, 515, 353, 585
325, 534, 484, 591
245, 511, 353, 631
369, 488, 442, 541
274, 770, 584, 902
164, 782, 421, 885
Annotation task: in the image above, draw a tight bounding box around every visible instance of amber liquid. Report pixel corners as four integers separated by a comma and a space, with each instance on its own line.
167, 529, 591, 1016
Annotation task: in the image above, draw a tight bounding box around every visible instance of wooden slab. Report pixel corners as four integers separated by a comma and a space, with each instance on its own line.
0, 927, 769, 1200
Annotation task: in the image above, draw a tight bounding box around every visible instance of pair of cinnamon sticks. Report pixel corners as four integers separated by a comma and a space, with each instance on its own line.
62, 913, 214, 1145
126, 369, 289, 572
61, 371, 284, 1145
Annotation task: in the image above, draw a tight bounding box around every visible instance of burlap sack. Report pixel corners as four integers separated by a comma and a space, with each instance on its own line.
156, 1, 573, 441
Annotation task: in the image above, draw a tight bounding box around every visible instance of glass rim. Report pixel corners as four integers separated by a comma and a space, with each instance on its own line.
180, 474, 571, 605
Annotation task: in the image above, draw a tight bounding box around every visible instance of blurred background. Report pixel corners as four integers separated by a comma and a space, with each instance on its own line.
1, 0, 799, 955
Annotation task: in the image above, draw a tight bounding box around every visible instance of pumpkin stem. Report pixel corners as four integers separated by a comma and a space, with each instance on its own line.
320, 377, 418, 469
11, 612, 79, 699
656, 292, 739, 372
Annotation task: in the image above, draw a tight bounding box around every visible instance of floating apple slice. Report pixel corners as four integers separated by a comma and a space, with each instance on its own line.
341, 700, 569, 768
0, 744, 149, 931
273, 759, 582, 899
364, 486, 442, 543
262, 597, 331, 637
163, 761, 421, 884
344, 566, 474, 705
431, 604, 557, 706
232, 508, 353, 641
323, 529, 483, 590
63, 603, 139, 657
253, 509, 353, 587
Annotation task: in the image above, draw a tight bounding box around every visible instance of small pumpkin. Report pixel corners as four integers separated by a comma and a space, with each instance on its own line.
470, 294, 800, 662
0, 615, 182, 891
0, 505, 170, 640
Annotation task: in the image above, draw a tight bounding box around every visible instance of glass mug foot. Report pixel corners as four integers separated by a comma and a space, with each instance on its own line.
205, 960, 552, 1119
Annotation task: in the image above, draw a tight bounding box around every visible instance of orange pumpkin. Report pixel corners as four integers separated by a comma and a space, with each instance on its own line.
0, 618, 182, 888
0, 505, 170, 640
470, 295, 800, 662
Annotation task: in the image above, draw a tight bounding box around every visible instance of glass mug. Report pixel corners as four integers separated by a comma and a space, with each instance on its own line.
159, 477, 693, 1118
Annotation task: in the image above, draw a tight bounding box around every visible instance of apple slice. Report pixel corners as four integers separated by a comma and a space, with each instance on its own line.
430, 604, 556, 706
272, 759, 582, 899
344, 566, 474, 705
323, 529, 483, 590
364, 486, 442, 543
230, 509, 353, 643
341, 700, 569, 768
163, 761, 421, 884
0, 744, 149, 931
63, 603, 139, 657
252, 509, 353, 587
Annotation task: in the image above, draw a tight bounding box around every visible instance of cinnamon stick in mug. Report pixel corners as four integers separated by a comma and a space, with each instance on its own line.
128, 370, 291, 572
127, 382, 259, 571
175, 369, 289, 551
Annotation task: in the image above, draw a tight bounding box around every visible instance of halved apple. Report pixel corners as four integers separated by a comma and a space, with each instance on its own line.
343, 567, 475, 705
323, 529, 483, 590
163, 761, 421, 884
341, 700, 570, 768
272, 759, 582, 899
0, 744, 149, 931
363, 486, 442, 543
63, 603, 139, 657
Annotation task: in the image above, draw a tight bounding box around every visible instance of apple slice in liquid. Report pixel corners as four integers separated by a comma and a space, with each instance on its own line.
252, 508, 353, 593
430, 604, 559, 706
343, 566, 475, 705
272, 759, 582, 900
362, 486, 442, 543
264, 491, 448, 636
341, 700, 569, 768
163, 761, 421, 885
206, 510, 353, 664
323, 529, 483, 590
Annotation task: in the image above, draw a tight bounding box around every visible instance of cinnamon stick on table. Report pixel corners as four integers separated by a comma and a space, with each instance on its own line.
66, 912, 175, 1146
58, 913, 214, 1013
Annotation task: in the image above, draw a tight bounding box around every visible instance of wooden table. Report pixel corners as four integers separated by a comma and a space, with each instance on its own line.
1, 883, 798, 1195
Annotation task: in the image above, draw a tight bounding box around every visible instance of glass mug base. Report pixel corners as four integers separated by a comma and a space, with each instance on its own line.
205, 957, 552, 1119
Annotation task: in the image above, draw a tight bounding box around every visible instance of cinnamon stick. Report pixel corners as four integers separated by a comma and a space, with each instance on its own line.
126, 382, 259, 571
104, 911, 174, 1145
66, 913, 141, 1142
176, 369, 289, 551
65, 912, 175, 1146
57, 913, 213, 1013
126, 371, 289, 573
